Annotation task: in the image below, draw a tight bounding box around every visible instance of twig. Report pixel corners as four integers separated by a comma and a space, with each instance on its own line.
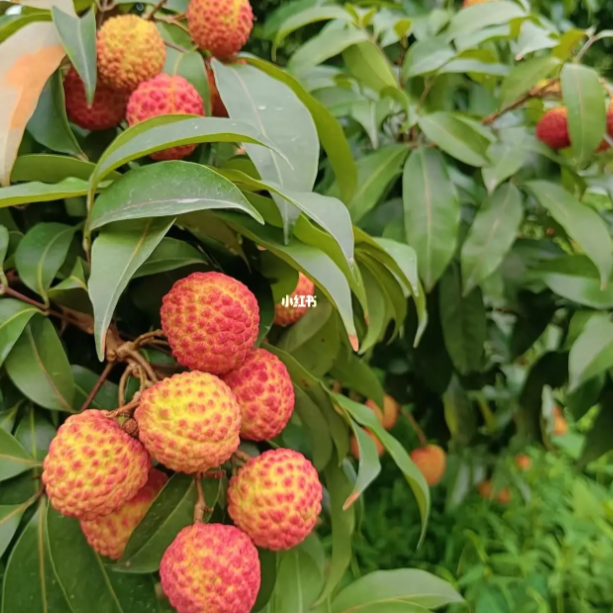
0, 285, 80, 327
118, 363, 135, 406
81, 362, 115, 411
233, 449, 253, 464
575, 34, 597, 63
155, 15, 192, 36
106, 398, 140, 418
134, 329, 165, 348
481, 81, 552, 125
147, 0, 168, 20
402, 408, 428, 447
193, 475, 206, 523
127, 350, 159, 383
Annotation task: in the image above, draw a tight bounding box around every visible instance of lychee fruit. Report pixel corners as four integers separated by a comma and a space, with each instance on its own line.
478, 480, 511, 504
80, 468, 168, 559
366, 394, 399, 430
126, 74, 204, 160
553, 416, 568, 436
160, 523, 260, 613
207, 66, 228, 117
515, 454, 532, 471
160, 271, 259, 375
187, 0, 253, 59
536, 107, 571, 149
227, 448, 322, 550
42, 410, 151, 520
274, 273, 316, 326
410, 444, 446, 486
97, 15, 166, 91
135, 371, 241, 474
64, 66, 128, 131
221, 348, 294, 441
350, 428, 385, 460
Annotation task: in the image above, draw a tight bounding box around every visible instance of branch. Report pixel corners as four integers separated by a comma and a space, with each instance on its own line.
193, 476, 206, 523
402, 408, 428, 447
481, 82, 552, 125
80, 361, 115, 411
147, 0, 167, 20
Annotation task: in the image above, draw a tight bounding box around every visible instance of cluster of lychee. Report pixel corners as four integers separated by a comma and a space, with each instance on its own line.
42, 271, 323, 613
64, 0, 254, 158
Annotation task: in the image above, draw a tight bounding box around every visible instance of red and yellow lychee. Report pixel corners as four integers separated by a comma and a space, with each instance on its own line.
274, 273, 315, 326
535, 107, 571, 150
222, 348, 294, 441
515, 454, 532, 471
135, 371, 241, 473
478, 480, 511, 504
97, 15, 166, 91
42, 410, 151, 520
207, 66, 228, 117
160, 523, 260, 613
161, 272, 260, 375
350, 428, 385, 460
187, 0, 253, 58
228, 448, 322, 550
366, 394, 399, 430
126, 74, 204, 160
80, 468, 167, 559
64, 66, 128, 131
410, 444, 447, 486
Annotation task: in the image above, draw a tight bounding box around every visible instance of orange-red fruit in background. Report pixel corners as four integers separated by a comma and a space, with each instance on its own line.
222, 348, 295, 441
80, 468, 167, 559
366, 395, 399, 430
536, 107, 571, 150
410, 445, 447, 486
553, 416, 568, 436
462, 0, 492, 6
206, 66, 228, 117
274, 273, 315, 326
478, 480, 512, 504
350, 429, 385, 460
64, 66, 128, 131
515, 454, 532, 471
160, 271, 259, 375
126, 74, 204, 160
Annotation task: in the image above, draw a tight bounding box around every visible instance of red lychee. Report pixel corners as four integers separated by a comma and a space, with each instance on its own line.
410, 444, 447, 486
536, 107, 571, 150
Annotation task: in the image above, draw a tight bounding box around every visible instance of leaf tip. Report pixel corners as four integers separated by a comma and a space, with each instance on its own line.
348, 334, 359, 352
342, 491, 360, 510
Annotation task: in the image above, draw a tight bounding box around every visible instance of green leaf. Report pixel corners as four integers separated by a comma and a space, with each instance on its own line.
72, 365, 119, 411
482, 136, 527, 193
331, 569, 463, 612
461, 183, 523, 295
0, 13, 51, 44
14, 222, 76, 305
568, 317, 613, 391
134, 237, 206, 279
561, 63, 606, 164
342, 40, 398, 93
118, 474, 218, 573
15, 407, 56, 462
526, 181, 613, 288
447, 0, 526, 39
11, 154, 110, 183
439, 264, 486, 374
5, 316, 75, 412
344, 420, 382, 510
0, 225, 9, 274
439, 58, 508, 76
358, 265, 389, 354
403, 35, 455, 78
578, 395, 613, 467
0, 177, 89, 208
293, 386, 333, 471
418, 112, 489, 166
0, 299, 40, 368
52, 7, 96, 104
0, 497, 36, 558
500, 55, 561, 106
89, 218, 174, 360
47, 506, 162, 612
1, 499, 69, 613
0, 428, 38, 482
90, 161, 263, 230
403, 147, 459, 291
27, 70, 83, 157
254, 549, 278, 612
243, 56, 358, 204
172, 51, 211, 116
213, 61, 319, 236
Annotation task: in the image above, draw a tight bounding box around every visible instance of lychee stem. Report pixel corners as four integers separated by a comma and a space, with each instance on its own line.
147, 0, 168, 20
126, 350, 159, 383
232, 450, 253, 465
106, 399, 140, 418
402, 408, 428, 447
133, 329, 164, 348
193, 476, 207, 523
118, 363, 136, 406
80, 361, 115, 411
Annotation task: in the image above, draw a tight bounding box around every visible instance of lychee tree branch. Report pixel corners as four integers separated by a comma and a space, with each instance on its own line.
80, 361, 115, 411
147, 0, 167, 20
402, 408, 428, 447
481, 82, 553, 125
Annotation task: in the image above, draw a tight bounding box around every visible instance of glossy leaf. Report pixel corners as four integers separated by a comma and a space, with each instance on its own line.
5, 316, 74, 412
134, 237, 207, 279
578, 394, 613, 467
293, 386, 333, 471
482, 135, 527, 193
461, 183, 523, 295
448, 0, 525, 38
14, 406, 55, 462
344, 420, 382, 509
0, 497, 35, 558
0, 177, 89, 207
342, 40, 398, 93
526, 181, 613, 288
403, 147, 459, 291
0, 428, 38, 482
89, 218, 174, 360
173, 51, 211, 115
0, 298, 41, 368
568, 317, 613, 391
72, 365, 119, 411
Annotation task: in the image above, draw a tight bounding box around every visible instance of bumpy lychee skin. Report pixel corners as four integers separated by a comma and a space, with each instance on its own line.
64, 66, 128, 131
126, 74, 204, 160
536, 107, 571, 149
274, 273, 316, 326
228, 448, 322, 550
161, 272, 259, 375
350, 428, 384, 460
222, 348, 294, 441
207, 66, 228, 117
366, 394, 399, 430
187, 0, 253, 59
160, 523, 260, 613
97, 15, 165, 91
42, 410, 151, 520
80, 468, 168, 559
410, 444, 446, 486
135, 371, 241, 473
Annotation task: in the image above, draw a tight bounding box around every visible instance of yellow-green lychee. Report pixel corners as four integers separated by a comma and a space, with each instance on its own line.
221, 348, 294, 441
535, 107, 571, 150
80, 468, 168, 559
227, 448, 322, 550
187, 0, 253, 58
410, 444, 446, 486
64, 66, 128, 131
42, 410, 151, 520
160, 271, 260, 375
273, 273, 315, 326
97, 15, 166, 91
126, 74, 204, 160
366, 394, 399, 430
134, 371, 241, 473
160, 523, 260, 613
